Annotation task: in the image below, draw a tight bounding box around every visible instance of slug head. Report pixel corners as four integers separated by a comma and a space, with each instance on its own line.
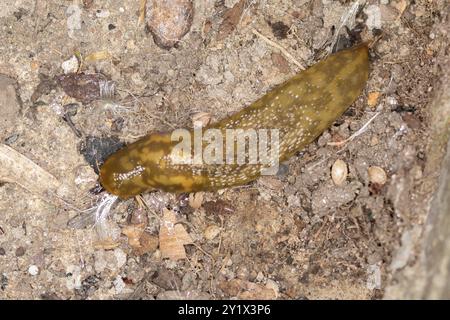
99, 133, 172, 198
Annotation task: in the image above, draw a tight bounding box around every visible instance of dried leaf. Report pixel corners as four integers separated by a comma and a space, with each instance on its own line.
93, 238, 120, 250
367, 91, 381, 107
392, 0, 408, 19
188, 192, 204, 209
84, 51, 111, 63
138, 0, 147, 25
203, 200, 235, 215
122, 221, 158, 255
271, 52, 291, 74
136, 232, 159, 255
217, 0, 246, 41
122, 223, 146, 248
159, 209, 192, 261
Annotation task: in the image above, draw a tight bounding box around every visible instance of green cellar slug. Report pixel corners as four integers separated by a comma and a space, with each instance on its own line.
99, 44, 369, 199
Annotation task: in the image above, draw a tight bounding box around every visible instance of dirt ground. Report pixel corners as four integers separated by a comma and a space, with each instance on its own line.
0, 0, 448, 299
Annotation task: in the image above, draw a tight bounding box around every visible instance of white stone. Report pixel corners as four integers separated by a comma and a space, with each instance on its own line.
113, 275, 126, 294
61, 55, 79, 74
65, 265, 82, 290
114, 248, 127, 269
367, 264, 381, 290
364, 5, 382, 30
28, 265, 39, 276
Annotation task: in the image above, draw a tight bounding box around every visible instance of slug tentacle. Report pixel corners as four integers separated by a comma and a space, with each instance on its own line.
99, 44, 369, 199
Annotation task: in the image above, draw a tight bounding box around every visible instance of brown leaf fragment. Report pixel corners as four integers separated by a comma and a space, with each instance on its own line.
122, 220, 159, 255
136, 232, 159, 255
203, 200, 235, 216
159, 209, 192, 261
271, 52, 291, 74
402, 113, 422, 130
122, 223, 146, 249
216, 0, 246, 41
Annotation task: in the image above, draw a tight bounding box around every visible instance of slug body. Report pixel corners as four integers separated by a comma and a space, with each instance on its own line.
100, 44, 369, 198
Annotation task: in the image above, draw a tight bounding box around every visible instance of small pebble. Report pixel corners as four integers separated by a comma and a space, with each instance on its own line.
147, 0, 193, 49
61, 55, 79, 74
4, 133, 19, 145
386, 96, 398, 106
204, 225, 221, 240
368, 166, 387, 185
276, 164, 289, 178
370, 135, 379, 146
331, 159, 348, 186
28, 265, 39, 276
113, 275, 126, 294
15, 246, 26, 257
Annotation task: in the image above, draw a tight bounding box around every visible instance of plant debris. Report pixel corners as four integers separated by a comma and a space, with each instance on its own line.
57, 73, 116, 104
216, 0, 246, 41
159, 208, 193, 261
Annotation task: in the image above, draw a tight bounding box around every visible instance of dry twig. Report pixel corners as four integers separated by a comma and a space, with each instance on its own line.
252, 29, 305, 70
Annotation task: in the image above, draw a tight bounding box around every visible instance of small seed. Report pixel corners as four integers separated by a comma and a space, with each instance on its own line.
368, 166, 387, 185
331, 159, 348, 186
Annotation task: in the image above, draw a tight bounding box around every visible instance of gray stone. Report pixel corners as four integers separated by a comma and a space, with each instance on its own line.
0, 75, 21, 141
